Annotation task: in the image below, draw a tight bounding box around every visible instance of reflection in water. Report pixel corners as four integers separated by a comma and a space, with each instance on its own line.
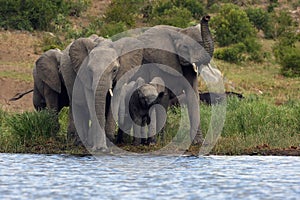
0, 154, 299, 199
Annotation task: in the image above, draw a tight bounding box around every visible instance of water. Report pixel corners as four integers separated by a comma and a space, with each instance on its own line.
0, 154, 299, 200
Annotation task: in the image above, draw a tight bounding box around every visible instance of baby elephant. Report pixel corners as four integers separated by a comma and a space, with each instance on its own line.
117, 77, 165, 145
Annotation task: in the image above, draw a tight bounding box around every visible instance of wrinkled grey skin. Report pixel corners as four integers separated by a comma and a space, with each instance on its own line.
66, 37, 143, 151
33, 49, 69, 113
131, 16, 214, 145
117, 77, 165, 145
60, 35, 102, 145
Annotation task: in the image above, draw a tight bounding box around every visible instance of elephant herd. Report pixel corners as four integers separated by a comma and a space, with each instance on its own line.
12, 16, 220, 152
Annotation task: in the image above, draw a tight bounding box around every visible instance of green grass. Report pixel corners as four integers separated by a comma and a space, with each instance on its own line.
0, 97, 299, 154
0, 70, 33, 82
212, 59, 300, 104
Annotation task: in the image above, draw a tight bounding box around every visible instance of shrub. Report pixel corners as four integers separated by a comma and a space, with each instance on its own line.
0, 0, 88, 31
147, 0, 203, 28
264, 10, 296, 39
151, 6, 193, 28
67, 0, 90, 17
273, 31, 300, 77
103, 0, 143, 27
172, 0, 204, 19
245, 7, 270, 32
279, 47, 300, 77
6, 110, 59, 144
214, 43, 246, 63
210, 3, 256, 47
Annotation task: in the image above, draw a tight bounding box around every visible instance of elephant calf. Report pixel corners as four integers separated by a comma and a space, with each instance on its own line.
117, 77, 165, 145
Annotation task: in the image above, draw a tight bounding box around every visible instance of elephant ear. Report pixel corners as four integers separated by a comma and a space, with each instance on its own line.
179, 25, 202, 44
113, 37, 144, 81
69, 38, 97, 73
35, 49, 62, 93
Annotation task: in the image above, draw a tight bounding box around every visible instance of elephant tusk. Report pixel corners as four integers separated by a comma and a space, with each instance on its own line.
207, 63, 216, 75
192, 63, 198, 74
109, 88, 113, 97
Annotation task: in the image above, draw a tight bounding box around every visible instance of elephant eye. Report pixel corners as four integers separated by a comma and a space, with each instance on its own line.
182, 45, 189, 51
112, 67, 118, 74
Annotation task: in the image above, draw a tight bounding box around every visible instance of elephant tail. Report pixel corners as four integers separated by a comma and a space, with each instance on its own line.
9, 89, 34, 101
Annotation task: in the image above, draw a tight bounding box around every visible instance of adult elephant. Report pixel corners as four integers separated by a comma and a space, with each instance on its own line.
130, 15, 214, 145
68, 37, 144, 151
33, 48, 69, 113
31, 48, 69, 136
60, 35, 104, 144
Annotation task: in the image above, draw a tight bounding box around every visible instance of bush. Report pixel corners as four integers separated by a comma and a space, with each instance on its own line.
264, 10, 296, 39
172, 0, 204, 19
6, 110, 59, 144
104, 0, 143, 27
210, 3, 256, 47
147, 0, 203, 28
279, 47, 300, 77
151, 6, 193, 28
214, 43, 246, 63
245, 7, 270, 32
273, 31, 300, 77
0, 0, 88, 31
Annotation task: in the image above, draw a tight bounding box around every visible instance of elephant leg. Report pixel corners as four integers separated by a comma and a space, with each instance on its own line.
67, 106, 80, 145
148, 107, 157, 145
133, 122, 142, 146
71, 103, 90, 146
44, 85, 60, 136
155, 93, 169, 143
44, 85, 59, 112
117, 114, 133, 144
105, 104, 116, 145
33, 84, 46, 111
185, 76, 203, 145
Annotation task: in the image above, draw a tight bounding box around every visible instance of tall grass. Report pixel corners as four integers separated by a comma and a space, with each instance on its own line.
0, 97, 299, 154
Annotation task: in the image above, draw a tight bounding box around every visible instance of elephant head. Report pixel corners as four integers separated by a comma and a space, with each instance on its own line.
35, 49, 63, 94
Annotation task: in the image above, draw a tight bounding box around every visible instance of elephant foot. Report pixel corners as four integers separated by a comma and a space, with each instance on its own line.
147, 137, 156, 146
91, 146, 109, 153
133, 139, 141, 146
141, 138, 148, 145
191, 131, 204, 146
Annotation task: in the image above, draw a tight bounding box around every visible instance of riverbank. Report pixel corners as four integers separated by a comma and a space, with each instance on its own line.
1, 98, 299, 156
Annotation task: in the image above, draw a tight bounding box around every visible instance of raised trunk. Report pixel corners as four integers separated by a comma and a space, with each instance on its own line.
201, 15, 214, 58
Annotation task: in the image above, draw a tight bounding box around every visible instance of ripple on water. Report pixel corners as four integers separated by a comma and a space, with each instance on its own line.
0, 154, 299, 200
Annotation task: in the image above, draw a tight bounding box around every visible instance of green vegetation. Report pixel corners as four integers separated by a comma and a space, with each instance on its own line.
273, 31, 300, 77
1, 97, 299, 155
211, 4, 263, 63
0, 0, 90, 31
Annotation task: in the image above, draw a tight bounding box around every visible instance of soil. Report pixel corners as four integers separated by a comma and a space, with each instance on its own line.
0, 30, 39, 112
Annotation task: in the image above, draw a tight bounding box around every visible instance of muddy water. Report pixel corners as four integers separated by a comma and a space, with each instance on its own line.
0, 154, 299, 199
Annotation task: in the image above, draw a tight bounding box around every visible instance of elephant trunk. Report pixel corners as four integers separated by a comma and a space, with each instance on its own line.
95, 78, 111, 133
201, 15, 214, 58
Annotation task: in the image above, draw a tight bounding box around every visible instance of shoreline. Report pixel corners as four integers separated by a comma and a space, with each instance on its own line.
1, 143, 299, 156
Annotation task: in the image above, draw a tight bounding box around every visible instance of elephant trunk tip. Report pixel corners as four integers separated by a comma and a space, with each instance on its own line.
201, 15, 211, 23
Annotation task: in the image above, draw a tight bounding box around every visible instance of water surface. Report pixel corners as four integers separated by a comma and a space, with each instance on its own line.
0, 153, 299, 199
